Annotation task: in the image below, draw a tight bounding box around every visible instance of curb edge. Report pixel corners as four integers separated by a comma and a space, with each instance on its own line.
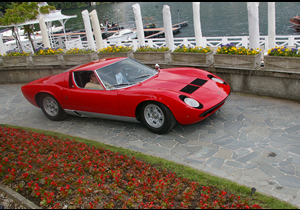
0, 183, 41, 209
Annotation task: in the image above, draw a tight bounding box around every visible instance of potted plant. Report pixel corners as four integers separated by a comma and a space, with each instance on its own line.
0, 50, 32, 67
214, 43, 261, 70
98, 46, 133, 59
32, 47, 64, 66
264, 46, 300, 71
63, 48, 98, 65
133, 46, 171, 64
171, 45, 213, 67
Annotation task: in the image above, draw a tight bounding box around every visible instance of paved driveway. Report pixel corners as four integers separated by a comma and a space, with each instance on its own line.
1, 84, 300, 207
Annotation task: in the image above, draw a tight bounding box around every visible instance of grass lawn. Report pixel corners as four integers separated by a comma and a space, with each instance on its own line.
0, 124, 297, 209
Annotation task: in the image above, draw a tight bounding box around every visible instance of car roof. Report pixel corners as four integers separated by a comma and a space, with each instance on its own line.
69, 57, 127, 72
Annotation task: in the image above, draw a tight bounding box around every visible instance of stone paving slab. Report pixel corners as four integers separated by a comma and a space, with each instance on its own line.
1, 84, 300, 207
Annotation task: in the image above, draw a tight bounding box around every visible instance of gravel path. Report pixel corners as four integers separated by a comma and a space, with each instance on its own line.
0, 192, 27, 209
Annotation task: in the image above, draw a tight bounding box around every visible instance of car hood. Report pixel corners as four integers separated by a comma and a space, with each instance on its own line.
140, 68, 229, 108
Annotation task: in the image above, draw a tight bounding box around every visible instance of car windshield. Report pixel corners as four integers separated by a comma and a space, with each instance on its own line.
96, 58, 158, 90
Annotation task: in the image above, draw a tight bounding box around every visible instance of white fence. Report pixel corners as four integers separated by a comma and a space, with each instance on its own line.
3, 34, 300, 55
81, 35, 300, 54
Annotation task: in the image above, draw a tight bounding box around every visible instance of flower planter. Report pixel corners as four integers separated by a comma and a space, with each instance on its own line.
1, 56, 32, 67
31, 55, 64, 66
171, 51, 214, 67
264, 55, 300, 72
98, 50, 133, 60
133, 50, 171, 64
63, 52, 99, 65
214, 53, 261, 70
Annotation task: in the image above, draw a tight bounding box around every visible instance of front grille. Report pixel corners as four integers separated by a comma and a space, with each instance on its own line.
199, 99, 226, 117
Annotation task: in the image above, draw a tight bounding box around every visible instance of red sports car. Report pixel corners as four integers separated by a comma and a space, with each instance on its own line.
21, 57, 230, 134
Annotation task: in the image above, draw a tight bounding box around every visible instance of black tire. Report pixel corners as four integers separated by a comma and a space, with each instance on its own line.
40, 94, 67, 121
140, 102, 176, 134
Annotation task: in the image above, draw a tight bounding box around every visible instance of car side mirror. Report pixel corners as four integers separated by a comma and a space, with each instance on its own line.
155, 63, 160, 70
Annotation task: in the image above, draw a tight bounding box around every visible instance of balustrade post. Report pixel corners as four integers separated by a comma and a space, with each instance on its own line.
103, 40, 108, 48
222, 37, 227, 45
132, 39, 138, 51
242, 36, 247, 48
288, 36, 294, 47
148, 39, 153, 48
0, 34, 6, 55
183, 38, 189, 47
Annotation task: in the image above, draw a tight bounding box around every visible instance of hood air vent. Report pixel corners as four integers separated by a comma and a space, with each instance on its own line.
180, 78, 208, 94
180, 85, 199, 94
191, 78, 207, 86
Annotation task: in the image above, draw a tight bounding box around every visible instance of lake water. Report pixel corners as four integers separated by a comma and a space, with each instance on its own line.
61, 2, 300, 38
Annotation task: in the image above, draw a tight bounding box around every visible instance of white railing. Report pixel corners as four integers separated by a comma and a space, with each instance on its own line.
4, 34, 300, 54
82, 35, 300, 54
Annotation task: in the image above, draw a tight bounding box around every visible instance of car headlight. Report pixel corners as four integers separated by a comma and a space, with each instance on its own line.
207, 74, 227, 85
211, 77, 224, 84
184, 97, 199, 107
179, 95, 203, 109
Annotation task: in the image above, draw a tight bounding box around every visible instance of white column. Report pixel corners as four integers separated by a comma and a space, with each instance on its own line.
0, 34, 6, 55
82, 9, 96, 50
89, 9, 103, 51
39, 17, 51, 48
268, 2, 276, 50
193, 2, 204, 47
132, 3, 145, 47
247, 2, 260, 49
163, 5, 175, 51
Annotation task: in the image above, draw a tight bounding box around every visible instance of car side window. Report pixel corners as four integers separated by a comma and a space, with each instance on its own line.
73, 71, 104, 90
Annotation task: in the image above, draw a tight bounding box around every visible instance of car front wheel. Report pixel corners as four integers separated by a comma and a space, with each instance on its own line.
140, 102, 176, 134
40, 94, 67, 121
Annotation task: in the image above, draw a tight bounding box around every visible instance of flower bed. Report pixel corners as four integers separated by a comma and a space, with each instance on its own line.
216, 44, 261, 56
98, 46, 133, 59
171, 45, 213, 67
1, 50, 31, 57
34, 48, 64, 56
0, 50, 32, 66
267, 46, 300, 57
64, 48, 98, 65
264, 46, 300, 72
32, 48, 65, 66
0, 126, 262, 209
214, 44, 261, 70
133, 46, 171, 64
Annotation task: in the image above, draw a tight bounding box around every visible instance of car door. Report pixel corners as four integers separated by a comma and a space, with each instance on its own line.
63, 71, 120, 116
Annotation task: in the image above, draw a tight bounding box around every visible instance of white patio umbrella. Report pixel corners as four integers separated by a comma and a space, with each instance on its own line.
82, 9, 96, 50
132, 3, 145, 47
163, 5, 175, 51
89, 9, 103, 51
247, 2, 260, 49
268, 2, 276, 50
39, 17, 50, 49
193, 2, 204, 47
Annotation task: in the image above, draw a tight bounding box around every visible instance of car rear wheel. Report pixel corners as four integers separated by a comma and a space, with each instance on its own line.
40, 94, 67, 121
140, 102, 176, 134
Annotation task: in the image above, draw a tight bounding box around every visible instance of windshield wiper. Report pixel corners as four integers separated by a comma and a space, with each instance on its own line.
111, 82, 135, 88
135, 74, 151, 79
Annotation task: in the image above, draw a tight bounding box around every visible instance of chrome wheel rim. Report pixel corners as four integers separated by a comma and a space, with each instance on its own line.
43, 96, 59, 117
144, 104, 164, 128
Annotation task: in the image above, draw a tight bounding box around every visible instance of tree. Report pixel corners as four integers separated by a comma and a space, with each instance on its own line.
0, 2, 56, 52
0, 2, 13, 16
